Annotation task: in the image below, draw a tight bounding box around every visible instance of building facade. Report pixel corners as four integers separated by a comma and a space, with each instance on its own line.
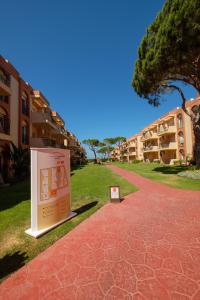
0, 55, 86, 182
126, 133, 143, 162
112, 98, 199, 165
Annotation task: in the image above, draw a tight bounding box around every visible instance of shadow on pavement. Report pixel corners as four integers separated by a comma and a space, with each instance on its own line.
0, 251, 28, 280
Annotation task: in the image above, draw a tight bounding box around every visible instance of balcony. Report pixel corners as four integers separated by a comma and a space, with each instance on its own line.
158, 125, 176, 135
0, 114, 10, 135
143, 145, 158, 152
32, 90, 49, 108
31, 137, 58, 148
128, 141, 136, 147
159, 142, 177, 150
51, 111, 65, 126
0, 72, 11, 96
31, 111, 58, 130
141, 132, 158, 141
129, 151, 136, 156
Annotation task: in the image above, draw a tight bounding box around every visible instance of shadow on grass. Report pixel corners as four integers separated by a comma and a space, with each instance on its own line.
0, 251, 28, 280
71, 164, 87, 171
0, 180, 30, 212
71, 164, 87, 176
153, 165, 189, 174
73, 201, 98, 216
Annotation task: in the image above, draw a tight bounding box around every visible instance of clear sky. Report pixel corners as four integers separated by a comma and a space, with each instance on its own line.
0, 0, 196, 157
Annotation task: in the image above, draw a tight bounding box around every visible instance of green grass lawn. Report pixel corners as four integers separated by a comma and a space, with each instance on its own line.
0, 164, 137, 281
114, 162, 200, 190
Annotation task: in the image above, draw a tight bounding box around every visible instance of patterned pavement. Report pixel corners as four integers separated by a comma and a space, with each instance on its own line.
1, 165, 200, 299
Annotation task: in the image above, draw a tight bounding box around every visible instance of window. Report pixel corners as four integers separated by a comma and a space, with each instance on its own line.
0, 106, 9, 134
22, 92, 29, 116
0, 96, 9, 103
0, 68, 10, 86
177, 114, 183, 128
179, 131, 184, 145
22, 121, 29, 145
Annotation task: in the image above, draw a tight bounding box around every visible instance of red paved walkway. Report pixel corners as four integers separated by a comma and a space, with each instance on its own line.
1, 165, 200, 300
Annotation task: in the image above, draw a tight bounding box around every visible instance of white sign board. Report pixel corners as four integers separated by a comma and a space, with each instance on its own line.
25, 148, 76, 238
110, 186, 120, 201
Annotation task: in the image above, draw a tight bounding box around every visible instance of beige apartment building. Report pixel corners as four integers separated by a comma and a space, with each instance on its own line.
0, 55, 86, 181
31, 90, 69, 149
112, 97, 199, 165
126, 133, 143, 162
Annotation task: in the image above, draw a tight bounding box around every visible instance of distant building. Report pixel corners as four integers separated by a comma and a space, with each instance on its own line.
111, 98, 199, 165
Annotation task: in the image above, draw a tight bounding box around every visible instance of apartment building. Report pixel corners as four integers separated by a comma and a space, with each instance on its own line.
141, 99, 196, 164
67, 133, 86, 166
112, 98, 199, 165
111, 134, 143, 162
126, 133, 143, 162
111, 142, 128, 161
0, 55, 86, 182
31, 90, 69, 149
0, 57, 32, 180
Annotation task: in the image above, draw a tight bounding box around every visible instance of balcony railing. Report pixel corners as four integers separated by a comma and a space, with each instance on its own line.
129, 151, 136, 156
159, 142, 177, 150
31, 137, 57, 148
128, 141, 136, 147
0, 113, 10, 135
143, 145, 158, 152
31, 112, 68, 138
158, 125, 176, 135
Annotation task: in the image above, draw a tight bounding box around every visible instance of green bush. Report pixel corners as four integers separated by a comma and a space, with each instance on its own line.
132, 160, 142, 164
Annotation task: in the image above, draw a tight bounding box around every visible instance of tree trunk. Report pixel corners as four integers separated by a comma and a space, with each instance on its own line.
170, 85, 200, 169
193, 118, 200, 169
93, 151, 97, 164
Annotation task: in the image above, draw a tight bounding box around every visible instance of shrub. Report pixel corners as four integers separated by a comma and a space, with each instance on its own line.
132, 160, 142, 164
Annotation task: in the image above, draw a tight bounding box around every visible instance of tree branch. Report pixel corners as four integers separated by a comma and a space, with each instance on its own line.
162, 84, 193, 119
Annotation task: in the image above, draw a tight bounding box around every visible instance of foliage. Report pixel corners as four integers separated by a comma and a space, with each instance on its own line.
132, 160, 142, 164
82, 139, 103, 163
113, 136, 126, 146
112, 136, 127, 160
132, 0, 200, 166
3, 143, 30, 179
103, 138, 117, 146
133, 0, 200, 103
97, 146, 114, 160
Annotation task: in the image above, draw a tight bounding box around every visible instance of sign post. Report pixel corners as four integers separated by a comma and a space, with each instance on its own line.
25, 148, 76, 238
109, 186, 120, 203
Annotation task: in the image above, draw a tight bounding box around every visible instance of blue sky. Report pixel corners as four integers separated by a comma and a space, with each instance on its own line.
1, 0, 196, 157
